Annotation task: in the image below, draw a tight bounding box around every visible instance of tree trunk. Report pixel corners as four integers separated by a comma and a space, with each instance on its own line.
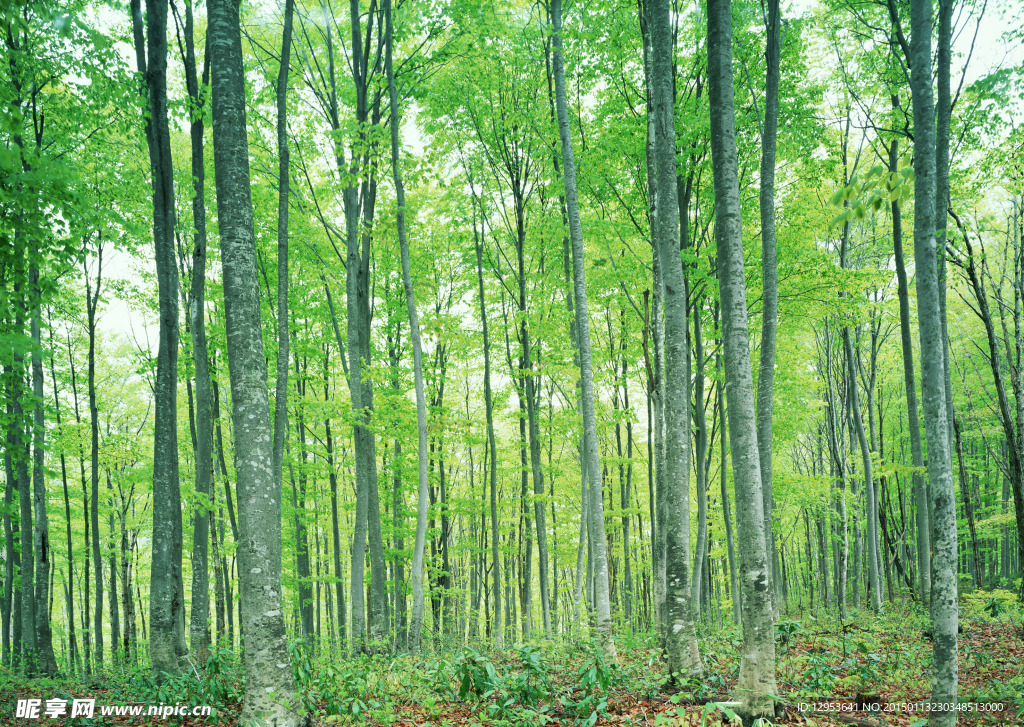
207, 0, 304, 720
178, 0, 215, 666
2, 423, 14, 669
29, 273, 57, 675
889, 135, 931, 605
132, 0, 184, 677
550, 0, 614, 655
718, 345, 741, 624
908, 0, 959, 721
48, 323, 78, 673
843, 327, 882, 614
384, 0, 430, 653
68, 335, 91, 673
706, 0, 778, 717
756, 0, 782, 600
647, 0, 702, 676
472, 188, 502, 650
13, 359, 36, 674
271, 0, 294, 582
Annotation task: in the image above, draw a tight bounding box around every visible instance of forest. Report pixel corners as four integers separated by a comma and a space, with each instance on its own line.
1, 0, 1023, 724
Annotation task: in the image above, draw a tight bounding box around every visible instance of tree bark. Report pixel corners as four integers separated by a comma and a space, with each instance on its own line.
648, 0, 702, 675
384, 0, 430, 653
889, 135, 931, 605
550, 0, 614, 655
717, 344, 742, 624
12, 357, 36, 673
756, 0, 781, 600
207, 0, 304, 720
472, 187, 502, 650
706, 0, 778, 717
178, 0, 215, 665
132, 0, 184, 677
48, 322, 78, 673
908, 0, 958, 721
844, 326, 882, 614
29, 272, 57, 675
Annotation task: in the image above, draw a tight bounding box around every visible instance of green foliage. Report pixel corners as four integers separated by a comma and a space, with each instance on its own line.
123, 647, 243, 725
511, 645, 551, 706
775, 619, 801, 654
289, 640, 385, 721
455, 647, 502, 702
557, 640, 620, 727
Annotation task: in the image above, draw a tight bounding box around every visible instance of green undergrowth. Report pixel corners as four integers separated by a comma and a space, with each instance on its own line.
1, 599, 1022, 725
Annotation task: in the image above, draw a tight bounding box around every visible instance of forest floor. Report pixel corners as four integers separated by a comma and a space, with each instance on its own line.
2, 590, 1022, 726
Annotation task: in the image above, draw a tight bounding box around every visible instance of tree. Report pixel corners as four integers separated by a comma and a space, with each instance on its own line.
907, 0, 959, 722
175, 0, 215, 665
706, 0, 778, 718
131, 0, 185, 676
756, 0, 781, 595
207, 0, 304, 721
384, 0, 430, 654
646, 0, 703, 677
550, 0, 614, 656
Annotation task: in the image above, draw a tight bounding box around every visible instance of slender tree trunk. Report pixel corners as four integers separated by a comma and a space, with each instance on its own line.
717, 345, 741, 624
384, 0, 430, 653
106, 471, 120, 663
647, 0, 701, 676
2, 426, 14, 669
707, 0, 778, 717
472, 195, 502, 650
908, 0, 958, 721
29, 273, 57, 675
691, 291, 709, 614
843, 327, 882, 614
178, 0, 215, 665
132, 0, 184, 677
325, 405, 347, 650
68, 337, 91, 674
952, 419, 983, 587
207, 0, 303, 720
889, 135, 931, 604
756, 0, 781, 601
271, 0, 295, 573
48, 323, 78, 673
13, 359, 36, 674
550, 0, 613, 655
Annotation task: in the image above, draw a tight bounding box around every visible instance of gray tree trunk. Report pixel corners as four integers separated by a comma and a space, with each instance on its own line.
908, 0, 958, 722
207, 0, 304, 720
647, 0, 703, 677
29, 274, 57, 675
13, 358, 36, 673
691, 281, 708, 615
48, 323, 78, 672
843, 327, 882, 614
384, 0, 430, 654
639, 0, 667, 641
2, 420, 14, 668
550, 0, 614, 656
756, 0, 781, 602
474, 226, 502, 649
717, 344, 742, 624
889, 135, 931, 605
88, 289, 106, 671
180, 0, 214, 665
271, 0, 295, 604
132, 0, 184, 677
706, 0, 778, 718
